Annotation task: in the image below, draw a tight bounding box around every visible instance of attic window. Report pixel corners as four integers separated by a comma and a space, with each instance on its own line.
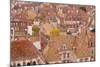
79, 6, 86, 12
33, 61, 36, 65
17, 63, 21, 66
90, 28, 95, 32
27, 62, 31, 66
67, 31, 72, 35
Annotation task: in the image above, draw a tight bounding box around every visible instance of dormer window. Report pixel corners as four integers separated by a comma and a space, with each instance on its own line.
89, 27, 95, 32
33, 61, 36, 65
17, 63, 21, 66
91, 28, 95, 32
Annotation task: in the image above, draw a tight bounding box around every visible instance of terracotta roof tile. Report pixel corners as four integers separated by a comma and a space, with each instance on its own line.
11, 40, 40, 61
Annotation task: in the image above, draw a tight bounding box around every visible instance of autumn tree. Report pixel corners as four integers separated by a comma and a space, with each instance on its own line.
50, 28, 60, 37
32, 25, 40, 36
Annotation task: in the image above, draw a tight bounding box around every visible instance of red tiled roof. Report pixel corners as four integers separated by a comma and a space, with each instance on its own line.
11, 40, 40, 61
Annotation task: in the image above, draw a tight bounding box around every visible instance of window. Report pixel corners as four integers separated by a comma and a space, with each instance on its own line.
11, 29, 13, 34
23, 62, 26, 66
80, 59, 83, 62
17, 63, 21, 66
90, 28, 95, 32
67, 60, 70, 63
27, 62, 31, 66
92, 50, 94, 55
91, 42, 93, 47
67, 53, 70, 58
79, 6, 86, 12
33, 61, 36, 65
88, 41, 94, 48
85, 58, 88, 62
